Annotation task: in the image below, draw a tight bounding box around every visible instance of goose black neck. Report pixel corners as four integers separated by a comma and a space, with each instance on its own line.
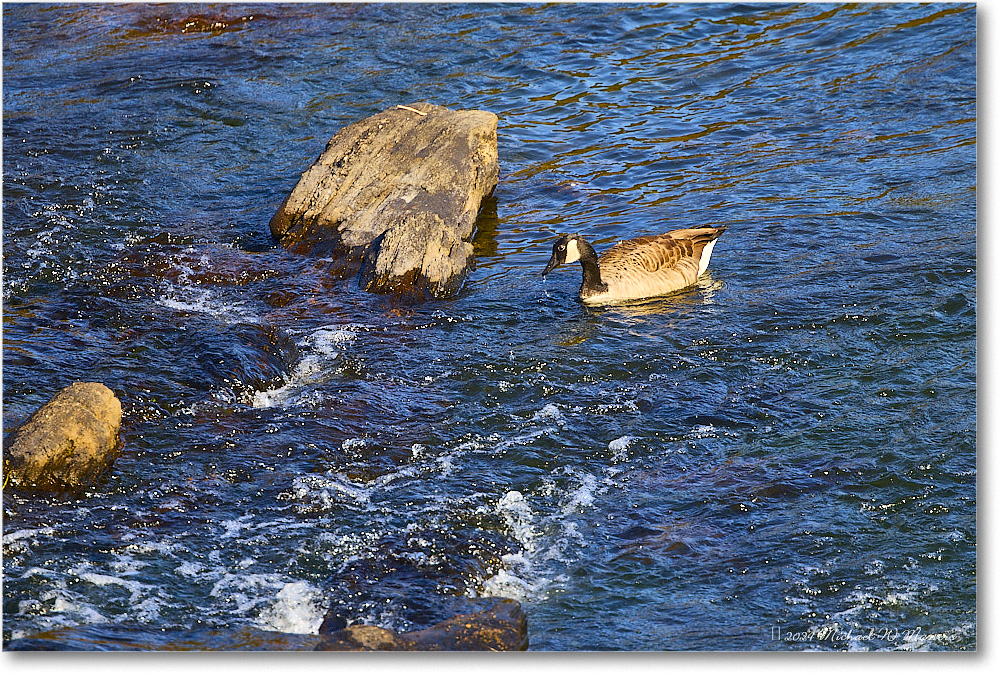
576, 238, 608, 294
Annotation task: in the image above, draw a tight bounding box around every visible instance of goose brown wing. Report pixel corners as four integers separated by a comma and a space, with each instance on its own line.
594, 229, 724, 301
598, 235, 690, 273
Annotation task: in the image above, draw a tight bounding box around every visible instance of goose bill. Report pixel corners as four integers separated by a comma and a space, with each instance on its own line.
542, 254, 560, 277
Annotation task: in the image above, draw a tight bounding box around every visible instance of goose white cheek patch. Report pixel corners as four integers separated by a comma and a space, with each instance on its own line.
564, 239, 582, 264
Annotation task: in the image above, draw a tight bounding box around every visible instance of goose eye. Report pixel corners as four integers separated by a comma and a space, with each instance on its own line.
557, 245, 565, 251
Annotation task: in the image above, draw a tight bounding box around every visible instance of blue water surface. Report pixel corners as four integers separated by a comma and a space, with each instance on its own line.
2, 2, 976, 650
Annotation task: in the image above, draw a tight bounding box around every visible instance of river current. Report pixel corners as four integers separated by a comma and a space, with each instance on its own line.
2, 2, 976, 650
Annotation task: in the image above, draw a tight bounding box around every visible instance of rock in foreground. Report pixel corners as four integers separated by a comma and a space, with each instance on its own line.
315, 597, 528, 651
5, 624, 322, 651
4, 382, 122, 491
6, 598, 528, 651
269, 102, 499, 300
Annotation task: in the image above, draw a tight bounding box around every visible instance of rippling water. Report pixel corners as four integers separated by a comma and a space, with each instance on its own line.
2, 3, 976, 651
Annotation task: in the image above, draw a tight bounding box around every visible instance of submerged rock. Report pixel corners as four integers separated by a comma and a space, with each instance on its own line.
6, 598, 527, 652
315, 597, 528, 651
5, 624, 322, 651
4, 382, 122, 491
269, 102, 499, 300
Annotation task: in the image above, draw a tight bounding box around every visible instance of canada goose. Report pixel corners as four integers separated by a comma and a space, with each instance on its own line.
542, 226, 727, 305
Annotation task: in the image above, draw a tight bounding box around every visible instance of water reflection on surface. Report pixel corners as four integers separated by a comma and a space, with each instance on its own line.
3, 2, 976, 651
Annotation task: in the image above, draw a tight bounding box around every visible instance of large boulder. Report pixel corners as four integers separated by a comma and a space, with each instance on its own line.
315, 597, 528, 651
269, 102, 499, 299
4, 382, 122, 491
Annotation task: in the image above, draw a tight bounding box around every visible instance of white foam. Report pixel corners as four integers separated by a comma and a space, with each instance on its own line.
285, 473, 373, 513
219, 514, 255, 539
122, 539, 185, 556
341, 437, 369, 452
3, 527, 57, 546
436, 452, 457, 477
496, 491, 538, 551
883, 589, 922, 606
106, 553, 148, 577
256, 581, 325, 634
560, 472, 599, 514
252, 324, 368, 408
157, 283, 259, 325
490, 404, 572, 455
76, 571, 149, 604
210, 573, 286, 614
608, 435, 637, 461
862, 559, 885, 576
479, 477, 598, 602
20, 566, 60, 580
282, 460, 429, 517
175, 561, 208, 578
44, 591, 109, 624
132, 597, 164, 623
532, 403, 565, 424
447, 407, 627, 604
3, 527, 58, 558
480, 554, 543, 601
78, 571, 127, 586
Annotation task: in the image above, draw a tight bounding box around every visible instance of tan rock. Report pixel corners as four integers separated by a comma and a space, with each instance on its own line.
4, 382, 123, 491
315, 597, 528, 651
270, 102, 499, 299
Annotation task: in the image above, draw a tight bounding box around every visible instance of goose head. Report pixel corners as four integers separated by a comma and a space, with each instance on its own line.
542, 233, 583, 277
